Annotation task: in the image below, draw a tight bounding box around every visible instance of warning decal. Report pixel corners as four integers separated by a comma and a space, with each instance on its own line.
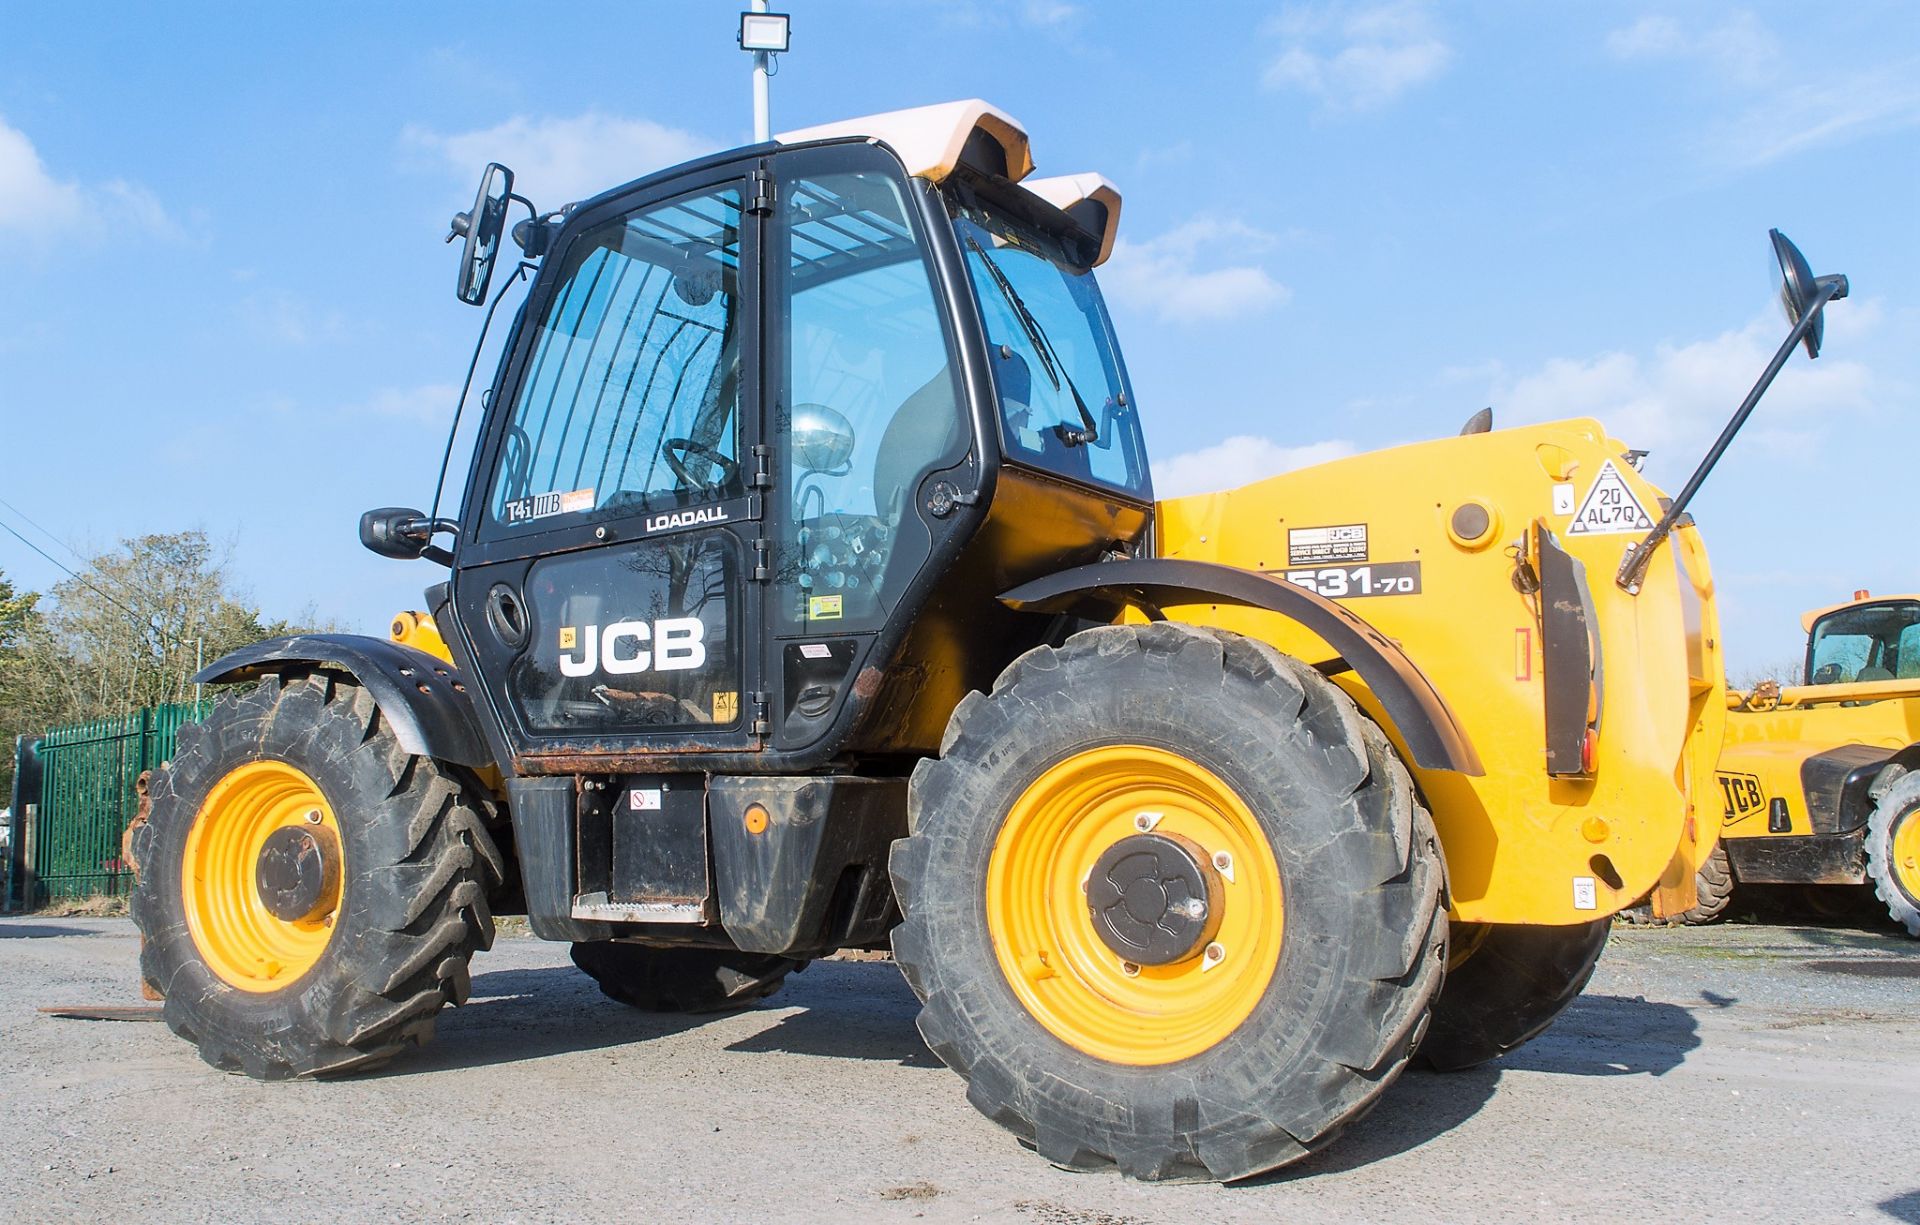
1566, 460, 1653, 535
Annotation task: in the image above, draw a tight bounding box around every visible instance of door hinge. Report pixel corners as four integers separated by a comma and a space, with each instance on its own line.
750, 443, 773, 489
748, 168, 776, 216
750, 691, 771, 737
751, 535, 771, 582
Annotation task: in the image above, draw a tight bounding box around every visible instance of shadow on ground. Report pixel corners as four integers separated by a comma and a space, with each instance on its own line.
0, 922, 104, 940
1271, 993, 1700, 1182
400, 958, 937, 1075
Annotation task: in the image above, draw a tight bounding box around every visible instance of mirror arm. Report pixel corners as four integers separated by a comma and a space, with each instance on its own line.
401, 516, 460, 568
1614, 277, 1843, 594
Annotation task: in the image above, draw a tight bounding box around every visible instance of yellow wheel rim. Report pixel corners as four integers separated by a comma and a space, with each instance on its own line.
181, 761, 342, 992
986, 746, 1284, 1066
1893, 807, 1920, 903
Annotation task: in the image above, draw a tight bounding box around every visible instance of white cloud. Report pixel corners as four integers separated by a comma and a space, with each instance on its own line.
405, 112, 711, 207
1102, 218, 1290, 323
1603, 12, 1920, 167
1155, 436, 1357, 498
1021, 0, 1082, 26
1719, 60, 1920, 168
1604, 11, 1779, 84
0, 116, 179, 238
243, 289, 349, 346
343, 383, 463, 425
1488, 307, 1880, 478
1262, 2, 1453, 112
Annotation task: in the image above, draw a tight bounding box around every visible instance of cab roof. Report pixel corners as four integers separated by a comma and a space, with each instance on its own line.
1801, 593, 1920, 633
777, 99, 1121, 267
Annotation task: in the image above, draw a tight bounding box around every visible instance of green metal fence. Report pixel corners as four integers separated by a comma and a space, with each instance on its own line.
29, 702, 208, 906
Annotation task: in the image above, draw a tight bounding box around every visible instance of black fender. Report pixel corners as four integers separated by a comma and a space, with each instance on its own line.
1000, 558, 1483, 776
194, 634, 494, 769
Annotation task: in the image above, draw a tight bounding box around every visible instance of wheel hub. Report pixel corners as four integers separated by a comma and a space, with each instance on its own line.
1085, 832, 1222, 965
254, 824, 341, 923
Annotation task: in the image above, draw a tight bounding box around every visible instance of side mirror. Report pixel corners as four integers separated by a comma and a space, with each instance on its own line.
448, 163, 514, 306
1770, 229, 1849, 359
360, 507, 430, 560
792, 404, 857, 475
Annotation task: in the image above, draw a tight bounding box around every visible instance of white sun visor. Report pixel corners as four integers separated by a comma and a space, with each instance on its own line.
1022, 173, 1122, 268
777, 99, 1035, 185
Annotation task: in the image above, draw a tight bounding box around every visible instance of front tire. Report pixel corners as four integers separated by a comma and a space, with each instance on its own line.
130, 673, 504, 1078
1865, 774, 1920, 938
890, 624, 1447, 1182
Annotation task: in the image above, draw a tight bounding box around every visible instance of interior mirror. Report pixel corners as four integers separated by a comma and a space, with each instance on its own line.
1770, 229, 1846, 359
792, 404, 856, 475
359, 507, 429, 560
449, 163, 514, 306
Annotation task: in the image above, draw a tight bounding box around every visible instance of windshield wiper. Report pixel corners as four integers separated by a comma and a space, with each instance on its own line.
966, 236, 1099, 447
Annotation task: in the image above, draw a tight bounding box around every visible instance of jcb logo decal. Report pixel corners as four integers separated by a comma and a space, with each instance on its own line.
1716, 771, 1765, 822
559, 618, 707, 677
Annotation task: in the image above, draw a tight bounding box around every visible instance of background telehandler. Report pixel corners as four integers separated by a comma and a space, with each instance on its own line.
1637, 591, 1920, 935
129, 100, 1848, 1181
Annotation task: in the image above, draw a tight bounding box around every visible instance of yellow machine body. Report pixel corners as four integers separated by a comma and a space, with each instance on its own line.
1713, 594, 1920, 872
1720, 682, 1920, 841
1154, 417, 1725, 925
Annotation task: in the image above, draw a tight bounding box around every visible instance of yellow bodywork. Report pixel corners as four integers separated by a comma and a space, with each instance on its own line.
390, 609, 454, 664
388, 610, 508, 797
1718, 673, 1920, 842
1154, 417, 1724, 926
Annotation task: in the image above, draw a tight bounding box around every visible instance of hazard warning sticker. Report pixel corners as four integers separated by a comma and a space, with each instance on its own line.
1566, 460, 1653, 535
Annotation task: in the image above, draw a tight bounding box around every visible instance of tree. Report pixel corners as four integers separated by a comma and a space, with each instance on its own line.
0, 569, 44, 801
0, 534, 332, 798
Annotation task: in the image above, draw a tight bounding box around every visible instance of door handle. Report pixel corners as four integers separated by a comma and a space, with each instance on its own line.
485, 583, 529, 649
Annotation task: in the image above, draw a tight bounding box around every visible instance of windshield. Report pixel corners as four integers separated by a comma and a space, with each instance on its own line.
950, 194, 1150, 498
1805, 601, 1920, 684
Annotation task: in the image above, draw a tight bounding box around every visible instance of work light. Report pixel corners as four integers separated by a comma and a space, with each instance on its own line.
739, 11, 790, 52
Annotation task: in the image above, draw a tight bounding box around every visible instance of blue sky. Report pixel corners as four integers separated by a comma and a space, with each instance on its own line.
1, 1, 1914, 672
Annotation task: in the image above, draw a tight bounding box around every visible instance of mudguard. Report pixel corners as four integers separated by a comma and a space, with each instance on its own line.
194, 634, 494, 769
1001, 558, 1483, 775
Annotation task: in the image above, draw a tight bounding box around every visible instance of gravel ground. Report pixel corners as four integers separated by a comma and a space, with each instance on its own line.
2, 914, 1915, 1224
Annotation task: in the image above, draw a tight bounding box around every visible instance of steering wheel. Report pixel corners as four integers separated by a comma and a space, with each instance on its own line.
662, 438, 740, 492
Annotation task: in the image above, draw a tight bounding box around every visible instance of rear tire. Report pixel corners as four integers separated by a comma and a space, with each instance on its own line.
890, 623, 1447, 1182
1618, 842, 1734, 927
569, 942, 803, 1012
1864, 775, 1920, 938
130, 673, 504, 1079
1415, 919, 1610, 1071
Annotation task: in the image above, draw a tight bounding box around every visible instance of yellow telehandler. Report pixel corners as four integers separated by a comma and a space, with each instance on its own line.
1648, 592, 1920, 935
128, 101, 1848, 1180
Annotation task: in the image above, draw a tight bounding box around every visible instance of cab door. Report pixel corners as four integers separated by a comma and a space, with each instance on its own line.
450, 166, 766, 764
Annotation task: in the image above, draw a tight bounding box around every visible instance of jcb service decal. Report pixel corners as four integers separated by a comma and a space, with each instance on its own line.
1716, 771, 1766, 822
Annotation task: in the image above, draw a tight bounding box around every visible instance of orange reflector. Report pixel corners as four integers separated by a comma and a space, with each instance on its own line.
1580, 728, 1598, 774
1514, 627, 1532, 681
743, 803, 770, 836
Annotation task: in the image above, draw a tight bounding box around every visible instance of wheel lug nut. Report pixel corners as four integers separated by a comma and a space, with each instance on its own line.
1120, 961, 1141, 977
304, 809, 323, 825
1134, 811, 1162, 832
1182, 898, 1207, 920
1201, 942, 1226, 972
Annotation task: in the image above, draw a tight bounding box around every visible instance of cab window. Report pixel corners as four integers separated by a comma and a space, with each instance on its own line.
1805, 601, 1920, 684
485, 185, 745, 537
774, 162, 964, 631
950, 195, 1149, 499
